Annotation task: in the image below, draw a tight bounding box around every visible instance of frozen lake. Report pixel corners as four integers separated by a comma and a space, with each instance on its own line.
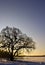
0, 57, 45, 65
15, 57, 45, 62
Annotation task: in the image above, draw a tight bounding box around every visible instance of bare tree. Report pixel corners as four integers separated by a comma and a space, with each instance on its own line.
0, 26, 35, 61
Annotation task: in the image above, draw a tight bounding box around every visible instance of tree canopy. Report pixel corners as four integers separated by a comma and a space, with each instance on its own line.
0, 26, 35, 61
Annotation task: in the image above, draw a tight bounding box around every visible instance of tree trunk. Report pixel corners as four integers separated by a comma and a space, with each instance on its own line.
10, 45, 14, 61
10, 52, 14, 61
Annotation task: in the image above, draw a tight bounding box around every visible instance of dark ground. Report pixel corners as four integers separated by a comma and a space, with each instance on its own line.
0, 60, 45, 65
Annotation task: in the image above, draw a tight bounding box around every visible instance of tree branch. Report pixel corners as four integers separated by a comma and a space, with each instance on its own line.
5, 34, 13, 43
14, 46, 33, 56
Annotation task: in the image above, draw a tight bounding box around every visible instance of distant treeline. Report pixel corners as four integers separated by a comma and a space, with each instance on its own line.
15, 55, 45, 57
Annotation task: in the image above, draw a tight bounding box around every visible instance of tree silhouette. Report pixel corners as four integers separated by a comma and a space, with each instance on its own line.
0, 26, 35, 61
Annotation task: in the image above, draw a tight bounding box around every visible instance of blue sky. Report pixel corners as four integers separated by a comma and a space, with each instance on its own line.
0, 0, 45, 55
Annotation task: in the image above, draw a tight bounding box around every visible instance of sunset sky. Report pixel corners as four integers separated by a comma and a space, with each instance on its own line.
0, 0, 45, 55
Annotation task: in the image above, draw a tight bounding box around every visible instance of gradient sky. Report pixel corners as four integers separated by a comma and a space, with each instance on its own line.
0, 0, 45, 55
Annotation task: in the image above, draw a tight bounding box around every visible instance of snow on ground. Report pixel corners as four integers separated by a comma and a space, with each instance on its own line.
0, 59, 45, 65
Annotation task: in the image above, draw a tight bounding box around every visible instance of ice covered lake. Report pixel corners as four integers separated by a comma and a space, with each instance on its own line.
0, 57, 45, 65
